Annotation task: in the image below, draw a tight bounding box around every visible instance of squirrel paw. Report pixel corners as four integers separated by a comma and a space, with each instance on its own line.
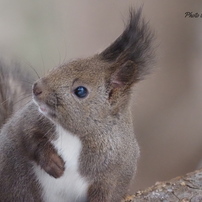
43, 152, 65, 178
34, 142, 65, 178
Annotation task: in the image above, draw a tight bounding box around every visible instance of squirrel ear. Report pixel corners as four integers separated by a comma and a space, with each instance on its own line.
107, 61, 139, 104
110, 60, 138, 89
100, 8, 155, 86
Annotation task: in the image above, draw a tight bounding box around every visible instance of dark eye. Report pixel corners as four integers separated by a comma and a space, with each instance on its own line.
74, 86, 88, 98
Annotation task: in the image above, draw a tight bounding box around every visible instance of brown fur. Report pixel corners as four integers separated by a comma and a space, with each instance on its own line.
0, 8, 154, 202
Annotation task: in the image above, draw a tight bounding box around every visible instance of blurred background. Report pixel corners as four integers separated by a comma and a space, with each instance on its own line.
1, 0, 202, 193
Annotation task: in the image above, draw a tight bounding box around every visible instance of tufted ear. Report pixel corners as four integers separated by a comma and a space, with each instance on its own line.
100, 8, 155, 90
110, 60, 138, 89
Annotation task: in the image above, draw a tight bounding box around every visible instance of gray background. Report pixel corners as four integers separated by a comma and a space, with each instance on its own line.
1, 0, 202, 193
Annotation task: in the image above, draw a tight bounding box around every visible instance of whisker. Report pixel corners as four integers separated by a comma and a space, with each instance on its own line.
0, 93, 31, 106
26, 65, 40, 80
11, 94, 32, 107
12, 99, 32, 114
16, 56, 40, 80
43, 126, 55, 140
35, 124, 56, 151
62, 34, 68, 66
1, 98, 11, 106
40, 55, 46, 77
21, 80, 34, 85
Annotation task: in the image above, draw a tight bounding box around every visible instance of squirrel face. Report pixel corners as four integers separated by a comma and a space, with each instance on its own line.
33, 56, 113, 135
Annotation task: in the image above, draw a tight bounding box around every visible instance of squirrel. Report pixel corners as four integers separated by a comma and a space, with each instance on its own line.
0, 8, 154, 202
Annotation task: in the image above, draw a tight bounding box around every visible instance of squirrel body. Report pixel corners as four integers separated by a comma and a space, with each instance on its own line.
0, 9, 154, 202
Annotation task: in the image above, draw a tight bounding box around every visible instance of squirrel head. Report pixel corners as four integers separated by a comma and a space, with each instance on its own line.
33, 8, 154, 135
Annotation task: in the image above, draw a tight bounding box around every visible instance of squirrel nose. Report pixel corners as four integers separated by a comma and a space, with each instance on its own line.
33, 82, 42, 96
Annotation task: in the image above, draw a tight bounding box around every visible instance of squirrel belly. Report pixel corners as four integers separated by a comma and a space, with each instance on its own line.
34, 125, 89, 202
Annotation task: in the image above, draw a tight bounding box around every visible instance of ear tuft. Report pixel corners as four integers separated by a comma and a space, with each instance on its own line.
100, 8, 155, 83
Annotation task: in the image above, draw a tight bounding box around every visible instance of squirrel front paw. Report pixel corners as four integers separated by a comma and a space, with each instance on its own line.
34, 141, 65, 178
43, 152, 65, 178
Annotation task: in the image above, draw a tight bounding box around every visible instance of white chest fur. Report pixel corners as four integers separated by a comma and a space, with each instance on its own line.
34, 125, 89, 202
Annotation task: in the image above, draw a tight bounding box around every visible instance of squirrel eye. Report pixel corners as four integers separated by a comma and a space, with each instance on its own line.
74, 86, 88, 98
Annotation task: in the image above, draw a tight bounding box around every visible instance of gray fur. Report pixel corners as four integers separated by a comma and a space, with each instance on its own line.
0, 8, 154, 202
0, 61, 33, 128
0, 101, 65, 201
